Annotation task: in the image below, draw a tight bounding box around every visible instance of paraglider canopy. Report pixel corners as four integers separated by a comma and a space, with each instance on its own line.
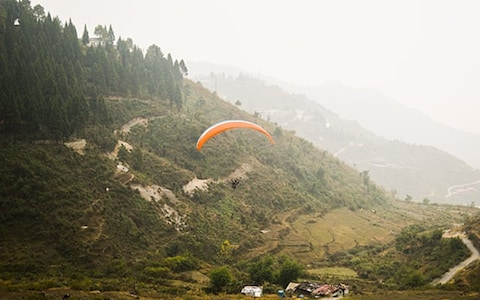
196, 120, 274, 151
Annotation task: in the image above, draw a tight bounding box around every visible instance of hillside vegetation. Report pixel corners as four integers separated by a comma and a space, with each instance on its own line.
0, 1, 479, 299
195, 73, 480, 206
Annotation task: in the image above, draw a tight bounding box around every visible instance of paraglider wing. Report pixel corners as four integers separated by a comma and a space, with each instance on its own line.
196, 120, 274, 151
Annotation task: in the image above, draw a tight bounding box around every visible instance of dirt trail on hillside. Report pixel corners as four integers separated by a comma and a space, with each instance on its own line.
431, 231, 480, 285
117, 117, 148, 134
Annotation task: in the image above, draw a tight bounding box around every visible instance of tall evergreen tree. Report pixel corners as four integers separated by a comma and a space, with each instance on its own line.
81, 24, 89, 45
179, 59, 188, 76
107, 24, 115, 46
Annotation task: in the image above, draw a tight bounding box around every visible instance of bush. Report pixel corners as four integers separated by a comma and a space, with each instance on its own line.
208, 266, 233, 294
141, 266, 171, 283
164, 255, 199, 272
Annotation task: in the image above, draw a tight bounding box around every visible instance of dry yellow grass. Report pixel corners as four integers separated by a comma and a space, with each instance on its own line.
250, 200, 473, 265
307, 266, 359, 278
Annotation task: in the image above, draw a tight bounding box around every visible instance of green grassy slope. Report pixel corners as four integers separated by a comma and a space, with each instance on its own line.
0, 79, 478, 298
0, 79, 387, 280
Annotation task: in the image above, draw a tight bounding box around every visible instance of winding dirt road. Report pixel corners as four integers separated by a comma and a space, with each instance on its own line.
445, 179, 480, 198
431, 234, 480, 285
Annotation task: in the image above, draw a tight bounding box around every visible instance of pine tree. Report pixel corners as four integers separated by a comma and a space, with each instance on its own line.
179, 59, 188, 76
82, 24, 89, 45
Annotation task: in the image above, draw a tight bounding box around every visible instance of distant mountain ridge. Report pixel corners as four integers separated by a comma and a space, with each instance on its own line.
299, 82, 480, 169
187, 63, 480, 205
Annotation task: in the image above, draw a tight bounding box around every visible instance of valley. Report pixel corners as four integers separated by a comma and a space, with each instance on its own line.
1, 2, 480, 298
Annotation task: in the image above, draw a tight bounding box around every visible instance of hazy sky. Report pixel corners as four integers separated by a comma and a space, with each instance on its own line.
32, 0, 480, 134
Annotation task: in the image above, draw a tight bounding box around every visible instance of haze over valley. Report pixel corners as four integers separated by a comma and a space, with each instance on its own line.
1, 1, 480, 299
188, 63, 480, 207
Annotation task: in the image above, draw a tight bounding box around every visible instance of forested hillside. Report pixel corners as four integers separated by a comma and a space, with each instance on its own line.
1, 1, 479, 299
0, 0, 186, 142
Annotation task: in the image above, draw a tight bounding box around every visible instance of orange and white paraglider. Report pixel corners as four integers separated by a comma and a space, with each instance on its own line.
196, 120, 274, 151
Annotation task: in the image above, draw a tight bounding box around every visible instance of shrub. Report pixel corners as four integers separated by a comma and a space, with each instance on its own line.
164, 255, 199, 272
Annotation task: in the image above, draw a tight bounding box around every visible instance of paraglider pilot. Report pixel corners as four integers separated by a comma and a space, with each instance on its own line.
231, 178, 240, 189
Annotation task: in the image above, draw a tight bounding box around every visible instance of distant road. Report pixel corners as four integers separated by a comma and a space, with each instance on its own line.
445, 179, 480, 198
431, 235, 480, 285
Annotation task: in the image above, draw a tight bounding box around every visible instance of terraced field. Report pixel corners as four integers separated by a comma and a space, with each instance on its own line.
247, 200, 473, 266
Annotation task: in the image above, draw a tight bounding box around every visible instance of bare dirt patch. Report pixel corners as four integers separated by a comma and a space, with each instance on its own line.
116, 117, 148, 134
183, 177, 212, 194
182, 163, 253, 196
108, 140, 133, 160
64, 139, 86, 155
